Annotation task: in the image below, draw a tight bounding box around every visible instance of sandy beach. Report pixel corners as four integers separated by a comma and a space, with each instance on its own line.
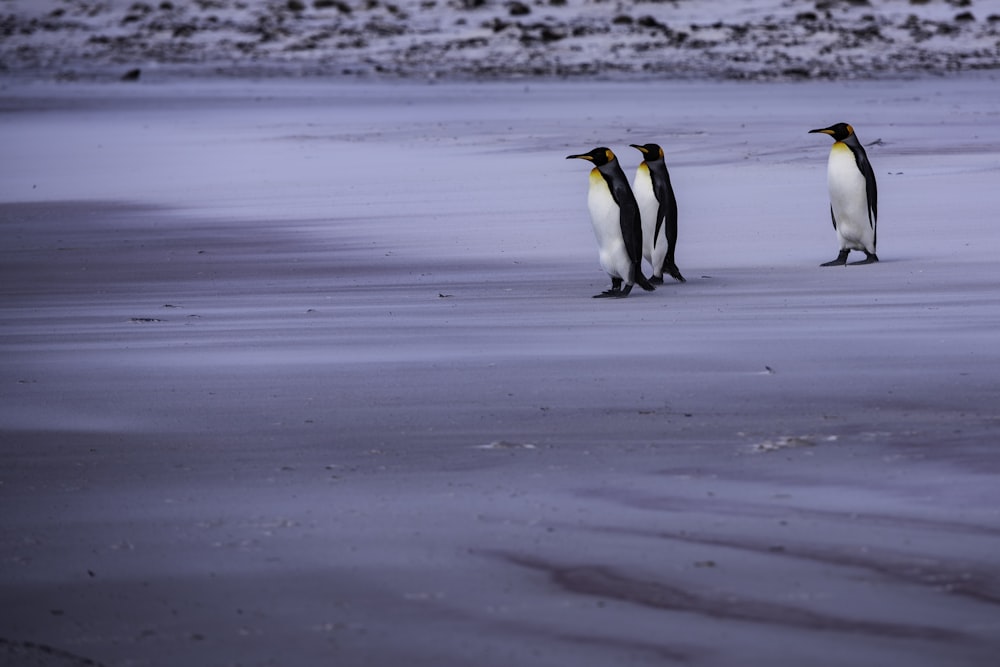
2, 74, 1000, 666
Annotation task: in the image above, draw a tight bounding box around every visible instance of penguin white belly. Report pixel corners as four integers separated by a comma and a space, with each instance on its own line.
632, 164, 665, 272
587, 170, 631, 280
827, 143, 875, 252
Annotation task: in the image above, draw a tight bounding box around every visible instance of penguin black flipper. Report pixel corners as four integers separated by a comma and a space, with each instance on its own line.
852, 142, 878, 239
620, 190, 642, 260
650, 168, 670, 248
657, 174, 685, 283
618, 196, 655, 293
619, 196, 656, 292
605, 171, 654, 293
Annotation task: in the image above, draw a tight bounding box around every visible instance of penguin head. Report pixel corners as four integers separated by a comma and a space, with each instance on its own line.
566, 147, 617, 167
629, 143, 665, 162
809, 123, 855, 141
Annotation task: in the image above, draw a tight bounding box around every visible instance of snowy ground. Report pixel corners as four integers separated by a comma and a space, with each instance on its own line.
2, 0, 1000, 80
2, 71, 1000, 665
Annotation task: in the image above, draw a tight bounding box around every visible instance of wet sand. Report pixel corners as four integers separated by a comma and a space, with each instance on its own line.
2, 77, 1000, 666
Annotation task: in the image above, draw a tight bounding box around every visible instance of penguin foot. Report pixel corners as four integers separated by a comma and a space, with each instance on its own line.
593, 289, 632, 299
596, 277, 625, 297
820, 250, 850, 267
664, 263, 686, 283
849, 252, 879, 265
649, 275, 665, 285
593, 282, 635, 298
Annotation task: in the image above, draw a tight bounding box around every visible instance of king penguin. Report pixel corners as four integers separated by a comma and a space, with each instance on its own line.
566, 147, 655, 298
809, 122, 879, 266
630, 143, 685, 283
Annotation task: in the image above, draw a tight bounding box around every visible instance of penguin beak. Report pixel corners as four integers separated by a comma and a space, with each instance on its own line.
566, 153, 594, 161
809, 128, 835, 135
629, 144, 647, 154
